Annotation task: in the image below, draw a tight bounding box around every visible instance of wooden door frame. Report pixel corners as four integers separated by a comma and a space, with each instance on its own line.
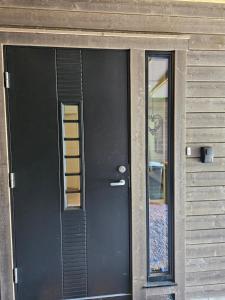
0, 29, 188, 300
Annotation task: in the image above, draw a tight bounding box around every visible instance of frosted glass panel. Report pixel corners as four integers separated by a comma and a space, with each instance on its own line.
65, 158, 80, 174
65, 140, 79, 156
64, 123, 79, 139
61, 104, 82, 209
64, 105, 79, 121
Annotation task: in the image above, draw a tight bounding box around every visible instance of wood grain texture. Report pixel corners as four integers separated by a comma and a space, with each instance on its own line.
187, 82, 225, 98
187, 158, 225, 172
187, 66, 225, 81
186, 228, 225, 244
188, 50, 225, 66
130, 49, 147, 300
187, 172, 225, 187
0, 0, 225, 19
186, 283, 225, 300
190, 34, 225, 51
187, 186, 225, 201
0, 7, 224, 35
187, 243, 225, 258
187, 215, 225, 230
174, 50, 186, 300
186, 256, 225, 272
186, 200, 225, 215
187, 113, 225, 128
186, 98, 225, 113
187, 128, 225, 143
0, 31, 189, 51
186, 269, 225, 287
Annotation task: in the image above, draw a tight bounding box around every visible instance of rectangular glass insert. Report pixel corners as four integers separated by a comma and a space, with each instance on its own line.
147, 53, 174, 279
66, 193, 81, 208
61, 103, 83, 209
64, 123, 79, 139
65, 175, 80, 193
65, 140, 80, 156
64, 105, 79, 121
65, 158, 80, 174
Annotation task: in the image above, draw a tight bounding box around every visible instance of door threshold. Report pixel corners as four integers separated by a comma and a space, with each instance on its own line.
66, 293, 131, 300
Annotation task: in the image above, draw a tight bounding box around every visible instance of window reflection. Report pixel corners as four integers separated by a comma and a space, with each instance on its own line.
147, 55, 171, 276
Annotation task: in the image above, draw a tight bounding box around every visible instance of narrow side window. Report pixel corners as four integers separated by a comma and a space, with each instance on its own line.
146, 52, 174, 282
61, 103, 83, 209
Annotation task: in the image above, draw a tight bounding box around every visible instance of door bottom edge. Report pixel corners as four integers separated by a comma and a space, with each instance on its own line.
65, 293, 131, 300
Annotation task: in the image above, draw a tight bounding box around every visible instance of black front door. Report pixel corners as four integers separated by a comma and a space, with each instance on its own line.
5, 46, 131, 300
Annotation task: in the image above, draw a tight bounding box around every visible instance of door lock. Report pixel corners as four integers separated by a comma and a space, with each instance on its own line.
118, 165, 126, 174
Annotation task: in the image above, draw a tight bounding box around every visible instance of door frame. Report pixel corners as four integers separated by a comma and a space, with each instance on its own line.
0, 28, 188, 300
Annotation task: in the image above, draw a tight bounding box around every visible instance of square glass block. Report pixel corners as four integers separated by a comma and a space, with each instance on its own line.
66, 193, 81, 207
63, 105, 79, 121
65, 140, 80, 156
65, 175, 80, 193
65, 158, 80, 174
64, 123, 79, 139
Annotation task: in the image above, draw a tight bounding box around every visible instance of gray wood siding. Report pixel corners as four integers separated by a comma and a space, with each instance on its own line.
186, 47, 225, 299
0, 7, 224, 35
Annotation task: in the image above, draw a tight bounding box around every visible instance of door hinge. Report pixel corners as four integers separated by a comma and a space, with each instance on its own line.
9, 172, 16, 189
127, 164, 131, 188
4, 71, 10, 89
128, 176, 131, 188
13, 267, 18, 284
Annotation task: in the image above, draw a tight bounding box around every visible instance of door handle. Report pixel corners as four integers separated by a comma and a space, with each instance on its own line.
110, 179, 126, 187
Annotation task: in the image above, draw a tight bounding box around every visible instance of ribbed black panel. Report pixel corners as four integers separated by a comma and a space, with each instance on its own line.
56, 48, 87, 299
62, 211, 87, 299
56, 49, 82, 102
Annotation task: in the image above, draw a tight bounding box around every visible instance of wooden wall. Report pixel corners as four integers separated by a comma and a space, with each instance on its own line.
186, 49, 225, 299
1, 0, 225, 299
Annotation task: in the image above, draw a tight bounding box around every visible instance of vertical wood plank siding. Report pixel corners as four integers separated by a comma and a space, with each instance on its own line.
1, 1, 225, 300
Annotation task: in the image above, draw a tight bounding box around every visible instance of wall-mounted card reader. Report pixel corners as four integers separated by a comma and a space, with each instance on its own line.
200, 146, 214, 163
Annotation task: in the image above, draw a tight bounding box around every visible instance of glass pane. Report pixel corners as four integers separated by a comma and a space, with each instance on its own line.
65, 140, 80, 156
148, 56, 170, 275
66, 193, 81, 207
64, 105, 79, 121
64, 123, 79, 139
66, 175, 80, 193
65, 158, 80, 174
61, 103, 83, 209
